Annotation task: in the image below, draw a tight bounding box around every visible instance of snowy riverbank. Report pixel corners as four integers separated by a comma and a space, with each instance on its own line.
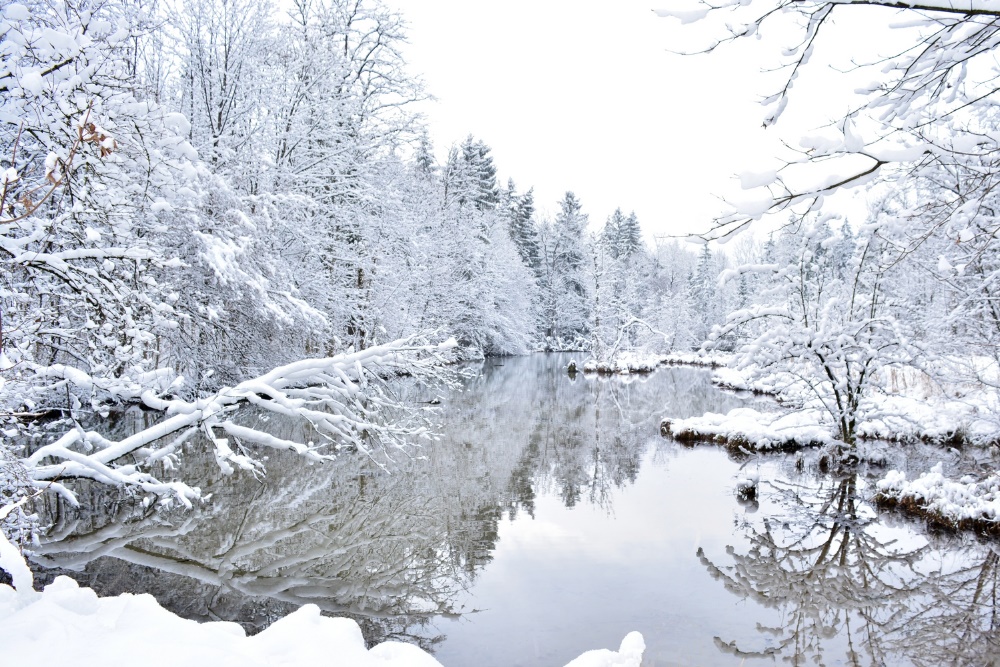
876, 464, 1000, 535
672, 363, 1000, 448
659, 363, 1000, 533
662, 407, 837, 451
580, 350, 733, 375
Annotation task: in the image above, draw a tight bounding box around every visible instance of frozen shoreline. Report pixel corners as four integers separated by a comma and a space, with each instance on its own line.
876, 464, 1000, 536
659, 362, 1000, 533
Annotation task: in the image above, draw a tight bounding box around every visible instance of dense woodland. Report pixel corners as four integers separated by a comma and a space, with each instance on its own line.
0, 0, 746, 533
4, 0, 1000, 527
0, 0, 737, 400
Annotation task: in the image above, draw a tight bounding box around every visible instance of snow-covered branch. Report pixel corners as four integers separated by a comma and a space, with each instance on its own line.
22, 337, 458, 507
660, 0, 1000, 241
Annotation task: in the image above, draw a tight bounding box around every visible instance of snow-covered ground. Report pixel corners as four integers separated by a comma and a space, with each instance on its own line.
580, 350, 733, 375
658, 351, 734, 368
876, 463, 1000, 529
581, 350, 661, 374
711, 366, 788, 395
662, 407, 837, 451
661, 362, 1000, 532
0, 503, 644, 667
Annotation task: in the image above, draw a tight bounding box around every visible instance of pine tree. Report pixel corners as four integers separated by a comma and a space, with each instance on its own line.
688, 244, 719, 347
588, 210, 656, 361
461, 136, 500, 210
603, 209, 628, 259
620, 211, 643, 257
502, 179, 542, 274
538, 192, 590, 346
602, 208, 644, 259
443, 135, 500, 211
414, 130, 437, 178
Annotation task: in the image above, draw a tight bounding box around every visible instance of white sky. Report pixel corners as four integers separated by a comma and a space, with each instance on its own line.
384, 0, 874, 242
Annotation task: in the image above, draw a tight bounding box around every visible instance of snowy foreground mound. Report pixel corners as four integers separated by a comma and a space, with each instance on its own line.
0, 518, 643, 667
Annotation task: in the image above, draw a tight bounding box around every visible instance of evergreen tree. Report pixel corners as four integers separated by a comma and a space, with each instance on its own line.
620, 211, 643, 257
588, 210, 657, 362
603, 209, 628, 259
688, 244, 720, 348
502, 179, 542, 274
538, 192, 590, 346
602, 208, 644, 259
443, 135, 500, 211
414, 130, 437, 178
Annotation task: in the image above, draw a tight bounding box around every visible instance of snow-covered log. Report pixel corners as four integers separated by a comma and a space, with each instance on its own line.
22, 337, 458, 508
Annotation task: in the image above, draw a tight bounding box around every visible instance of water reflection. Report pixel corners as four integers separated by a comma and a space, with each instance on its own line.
26, 354, 997, 665
33, 449, 474, 648
30, 355, 742, 648
700, 471, 1000, 664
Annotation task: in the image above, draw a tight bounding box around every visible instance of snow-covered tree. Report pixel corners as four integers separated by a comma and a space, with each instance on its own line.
0, 0, 480, 513
0, 442, 33, 547
711, 216, 917, 446
442, 135, 500, 212
602, 208, 643, 260
501, 179, 541, 275
538, 192, 590, 348
660, 0, 1000, 447
22, 336, 457, 507
433, 164, 537, 356
0, 0, 200, 405
659, 0, 1000, 242
169, 0, 272, 180
648, 239, 698, 351
588, 210, 658, 363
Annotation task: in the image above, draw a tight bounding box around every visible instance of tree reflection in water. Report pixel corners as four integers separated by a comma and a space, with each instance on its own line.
503, 376, 642, 513
496, 357, 733, 517
29, 355, 727, 650
700, 471, 1000, 665
32, 446, 473, 650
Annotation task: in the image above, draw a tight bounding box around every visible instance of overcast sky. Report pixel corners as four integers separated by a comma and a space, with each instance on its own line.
381, 1, 811, 241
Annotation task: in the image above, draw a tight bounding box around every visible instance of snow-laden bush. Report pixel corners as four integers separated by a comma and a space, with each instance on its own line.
877, 463, 1000, 529
0, 443, 35, 548
708, 219, 918, 448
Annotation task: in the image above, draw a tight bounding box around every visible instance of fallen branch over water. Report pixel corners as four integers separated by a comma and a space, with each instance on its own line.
22, 337, 458, 507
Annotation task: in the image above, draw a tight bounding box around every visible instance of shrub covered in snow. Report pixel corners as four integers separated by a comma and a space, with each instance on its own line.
876, 464, 1000, 532
0, 443, 35, 548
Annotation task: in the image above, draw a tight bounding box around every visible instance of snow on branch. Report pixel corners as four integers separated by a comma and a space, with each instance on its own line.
23, 337, 458, 508
659, 0, 999, 241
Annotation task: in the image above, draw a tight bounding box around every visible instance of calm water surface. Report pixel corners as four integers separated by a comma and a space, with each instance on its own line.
30, 354, 1000, 666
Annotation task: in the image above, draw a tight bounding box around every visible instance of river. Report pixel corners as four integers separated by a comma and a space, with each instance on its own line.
28, 354, 1000, 666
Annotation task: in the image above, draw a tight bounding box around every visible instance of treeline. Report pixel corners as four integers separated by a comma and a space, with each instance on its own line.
0, 0, 740, 412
